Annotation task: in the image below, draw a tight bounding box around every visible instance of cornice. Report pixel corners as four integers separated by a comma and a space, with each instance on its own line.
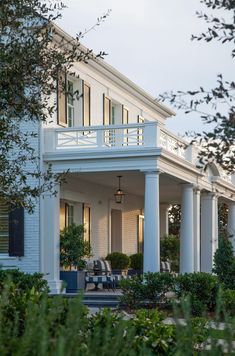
52, 23, 175, 119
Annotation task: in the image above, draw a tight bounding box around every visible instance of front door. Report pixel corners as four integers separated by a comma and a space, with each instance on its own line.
111, 209, 122, 252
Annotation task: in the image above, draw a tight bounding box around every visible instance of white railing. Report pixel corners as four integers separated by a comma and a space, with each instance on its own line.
159, 128, 187, 159
44, 123, 234, 186
44, 122, 159, 151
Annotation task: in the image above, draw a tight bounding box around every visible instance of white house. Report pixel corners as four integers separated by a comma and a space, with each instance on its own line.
1, 23, 235, 293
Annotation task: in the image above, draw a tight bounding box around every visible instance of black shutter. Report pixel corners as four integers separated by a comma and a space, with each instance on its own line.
9, 207, 24, 257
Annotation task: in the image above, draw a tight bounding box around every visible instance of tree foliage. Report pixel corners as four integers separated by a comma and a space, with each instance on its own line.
0, 1, 108, 211
160, 0, 235, 173
60, 224, 92, 270
213, 235, 235, 289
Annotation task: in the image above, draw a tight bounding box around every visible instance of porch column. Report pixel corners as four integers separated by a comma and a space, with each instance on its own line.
227, 202, 235, 255
180, 184, 194, 273
160, 204, 170, 238
144, 171, 160, 273
42, 184, 62, 294
193, 188, 201, 272
201, 193, 218, 272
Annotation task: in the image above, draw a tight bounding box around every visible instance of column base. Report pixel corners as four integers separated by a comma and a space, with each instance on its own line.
46, 279, 64, 294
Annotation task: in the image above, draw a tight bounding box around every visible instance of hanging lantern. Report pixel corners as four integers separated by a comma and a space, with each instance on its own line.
114, 176, 125, 204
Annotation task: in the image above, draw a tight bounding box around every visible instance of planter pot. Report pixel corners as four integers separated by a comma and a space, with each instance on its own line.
127, 269, 143, 276
60, 271, 85, 293
112, 269, 128, 276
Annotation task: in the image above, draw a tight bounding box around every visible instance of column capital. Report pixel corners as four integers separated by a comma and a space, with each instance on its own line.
201, 191, 218, 200
141, 169, 163, 176
180, 183, 195, 190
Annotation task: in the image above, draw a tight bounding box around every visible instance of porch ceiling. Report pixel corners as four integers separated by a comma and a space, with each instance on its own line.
69, 171, 183, 204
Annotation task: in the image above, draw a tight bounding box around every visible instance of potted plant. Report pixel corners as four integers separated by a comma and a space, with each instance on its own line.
105, 252, 130, 275
129, 253, 143, 276
60, 224, 92, 292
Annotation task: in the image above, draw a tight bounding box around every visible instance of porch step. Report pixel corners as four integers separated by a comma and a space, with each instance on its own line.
65, 291, 121, 308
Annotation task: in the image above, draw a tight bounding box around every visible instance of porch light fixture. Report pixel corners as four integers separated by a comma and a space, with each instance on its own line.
114, 176, 125, 204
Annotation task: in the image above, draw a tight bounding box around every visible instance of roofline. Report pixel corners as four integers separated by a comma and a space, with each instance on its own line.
52, 23, 176, 119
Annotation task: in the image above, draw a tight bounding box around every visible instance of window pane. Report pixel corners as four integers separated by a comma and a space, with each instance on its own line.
83, 206, 91, 242
0, 199, 9, 253
60, 202, 66, 231
137, 215, 144, 253
84, 84, 90, 126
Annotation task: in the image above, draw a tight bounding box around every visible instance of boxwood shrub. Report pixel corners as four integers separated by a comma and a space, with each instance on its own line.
129, 253, 143, 271
120, 272, 176, 309
106, 252, 130, 270
174, 273, 219, 316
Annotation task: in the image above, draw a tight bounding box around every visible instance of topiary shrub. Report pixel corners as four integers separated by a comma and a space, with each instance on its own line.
129, 253, 143, 271
175, 273, 219, 316
213, 236, 235, 290
105, 252, 130, 270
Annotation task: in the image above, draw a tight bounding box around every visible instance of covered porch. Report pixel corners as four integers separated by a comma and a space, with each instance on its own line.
40, 168, 235, 293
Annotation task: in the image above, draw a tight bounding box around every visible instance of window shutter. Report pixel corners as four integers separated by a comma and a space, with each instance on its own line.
9, 207, 24, 257
103, 95, 111, 126
57, 71, 68, 126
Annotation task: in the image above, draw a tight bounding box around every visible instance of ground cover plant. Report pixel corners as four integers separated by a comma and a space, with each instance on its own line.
0, 270, 234, 355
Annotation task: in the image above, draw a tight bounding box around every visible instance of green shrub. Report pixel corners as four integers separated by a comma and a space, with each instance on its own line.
60, 224, 92, 270
120, 272, 176, 309
131, 309, 176, 354
213, 236, 235, 290
160, 235, 180, 272
0, 281, 235, 355
0, 269, 49, 294
143, 272, 176, 306
106, 252, 130, 270
129, 253, 143, 270
175, 273, 219, 316
119, 275, 145, 309
221, 289, 235, 316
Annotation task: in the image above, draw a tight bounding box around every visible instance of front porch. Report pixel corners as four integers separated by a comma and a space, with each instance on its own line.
40, 170, 235, 294
41, 123, 235, 293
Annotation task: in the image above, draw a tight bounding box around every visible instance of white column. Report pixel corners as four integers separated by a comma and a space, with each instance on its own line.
41, 184, 62, 294
144, 171, 160, 273
201, 193, 218, 273
227, 202, 235, 255
160, 204, 170, 238
180, 184, 194, 273
193, 189, 201, 272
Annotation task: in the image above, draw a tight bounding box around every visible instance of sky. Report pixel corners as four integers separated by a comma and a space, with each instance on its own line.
57, 0, 234, 136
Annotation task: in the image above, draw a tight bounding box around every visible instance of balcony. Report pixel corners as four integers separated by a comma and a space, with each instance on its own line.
44, 122, 190, 157
43, 122, 233, 184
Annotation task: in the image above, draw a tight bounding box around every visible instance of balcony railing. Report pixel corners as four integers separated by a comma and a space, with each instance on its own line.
43, 122, 233, 184
44, 122, 159, 151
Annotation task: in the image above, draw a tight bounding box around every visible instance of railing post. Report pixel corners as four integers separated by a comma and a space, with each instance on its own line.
44, 128, 56, 152
185, 144, 193, 163
96, 129, 104, 148
144, 122, 158, 147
